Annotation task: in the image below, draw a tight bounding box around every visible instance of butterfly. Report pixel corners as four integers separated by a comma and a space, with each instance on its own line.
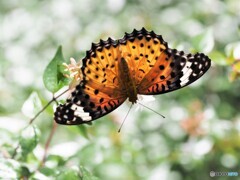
54, 28, 211, 125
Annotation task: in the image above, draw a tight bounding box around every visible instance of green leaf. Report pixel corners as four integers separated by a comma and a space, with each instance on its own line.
191, 29, 214, 53
20, 166, 31, 178
79, 166, 99, 180
56, 166, 81, 180
38, 154, 66, 176
0, 158, 21, 179
30, 171, 50, 180
55, 166, 98, 180
19, 125, 41, 158
76, 126, 89, 139
225, 42, 240, 60
43, 46, 70, 93
209, 51, 227, 66
21, 92, 42, 118
39, 166, 58, 177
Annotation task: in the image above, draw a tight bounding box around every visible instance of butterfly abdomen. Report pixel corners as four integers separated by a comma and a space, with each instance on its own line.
118, 57, 138, 103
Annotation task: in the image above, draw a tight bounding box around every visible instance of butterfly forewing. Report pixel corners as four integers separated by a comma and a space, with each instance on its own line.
137, 49, 211, 94
119, 29, 168, 86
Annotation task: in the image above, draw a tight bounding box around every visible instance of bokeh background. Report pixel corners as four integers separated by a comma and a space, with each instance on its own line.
1, 0, 240, 179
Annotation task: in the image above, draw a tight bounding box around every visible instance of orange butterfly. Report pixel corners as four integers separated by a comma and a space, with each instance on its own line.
54, 28, 211, 125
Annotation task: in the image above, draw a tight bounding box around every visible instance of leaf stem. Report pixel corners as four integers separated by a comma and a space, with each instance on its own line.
29, 88, 69, 125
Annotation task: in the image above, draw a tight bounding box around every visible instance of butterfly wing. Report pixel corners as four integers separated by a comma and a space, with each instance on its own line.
117, 28, 211, 95
54, 38, 127, 125
54, 28, 211, 125
119, 28, 168, 86
137, 49, 211, 94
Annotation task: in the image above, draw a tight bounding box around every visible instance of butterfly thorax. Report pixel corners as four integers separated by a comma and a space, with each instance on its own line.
118, 57, 138, 104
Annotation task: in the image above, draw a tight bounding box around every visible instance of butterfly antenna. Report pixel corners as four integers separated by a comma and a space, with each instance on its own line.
138, 102, 165, 118
118, 104, 133, 133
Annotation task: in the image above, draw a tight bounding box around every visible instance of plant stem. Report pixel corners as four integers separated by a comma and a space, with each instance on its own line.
29, 88, 69, 124
11, 88, 69, 159
39, 121, 58, 168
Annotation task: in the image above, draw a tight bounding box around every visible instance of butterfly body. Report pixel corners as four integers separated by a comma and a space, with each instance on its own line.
118, 57, 138, 103
54, 28, 211, 125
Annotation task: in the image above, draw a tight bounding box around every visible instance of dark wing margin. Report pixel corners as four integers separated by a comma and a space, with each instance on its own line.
138, 48, 211, 95
54, 28, 211, 124
54, 36, 128, 125
54, 82, 126, 125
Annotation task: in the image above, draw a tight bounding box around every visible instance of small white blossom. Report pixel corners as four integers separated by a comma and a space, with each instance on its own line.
62, 58, 83, 89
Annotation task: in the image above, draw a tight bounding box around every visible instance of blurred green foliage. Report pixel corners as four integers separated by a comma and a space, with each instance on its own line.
43, 46, 70, 93
0, 0, 240, 179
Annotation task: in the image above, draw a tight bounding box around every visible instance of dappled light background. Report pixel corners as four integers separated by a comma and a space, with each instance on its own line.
1, 0, 240, 179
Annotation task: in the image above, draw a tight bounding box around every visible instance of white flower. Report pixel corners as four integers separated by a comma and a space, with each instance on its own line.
62, 58, 82, 89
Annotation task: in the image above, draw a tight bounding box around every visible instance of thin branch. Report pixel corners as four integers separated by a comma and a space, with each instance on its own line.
12, 88, 69, 159
29, 88, 69, 125
39, 121, 58, 168
11, 144, 19, 159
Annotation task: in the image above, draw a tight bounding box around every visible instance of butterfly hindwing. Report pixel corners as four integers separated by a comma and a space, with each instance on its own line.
54, 82, 126, 125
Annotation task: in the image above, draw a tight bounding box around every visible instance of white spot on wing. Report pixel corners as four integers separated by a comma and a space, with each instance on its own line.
82, 116, 92, 121
71, 104, 83, 111
75, 112, 90, 117
180, 61, 193, 86
71, 104, 92, 121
